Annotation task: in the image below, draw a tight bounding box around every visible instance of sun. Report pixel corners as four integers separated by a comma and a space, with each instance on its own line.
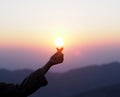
55, 37, 64, 48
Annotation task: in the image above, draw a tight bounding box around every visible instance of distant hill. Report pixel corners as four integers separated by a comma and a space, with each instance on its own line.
71, 84, 120, 97
0, 62, 120, 97
0, 69, 32, 83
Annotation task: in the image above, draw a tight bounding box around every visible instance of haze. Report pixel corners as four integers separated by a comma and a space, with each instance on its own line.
0, 0, 120, 72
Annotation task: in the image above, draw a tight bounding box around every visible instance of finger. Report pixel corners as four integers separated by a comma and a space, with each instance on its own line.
56, 47, 64, 52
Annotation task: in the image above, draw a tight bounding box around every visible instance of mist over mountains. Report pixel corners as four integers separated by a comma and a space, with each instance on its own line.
0, 62, 120, 97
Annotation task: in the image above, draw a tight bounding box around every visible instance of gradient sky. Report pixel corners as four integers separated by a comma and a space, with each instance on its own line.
0, 0, 120, 72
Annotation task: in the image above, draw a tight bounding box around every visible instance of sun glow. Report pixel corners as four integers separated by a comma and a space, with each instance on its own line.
55, 37, 64, 48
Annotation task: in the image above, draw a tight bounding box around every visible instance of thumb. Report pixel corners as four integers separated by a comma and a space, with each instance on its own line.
56, 47, 64, 52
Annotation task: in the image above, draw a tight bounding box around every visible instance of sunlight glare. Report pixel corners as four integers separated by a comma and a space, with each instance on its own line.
55, 37, 64, 48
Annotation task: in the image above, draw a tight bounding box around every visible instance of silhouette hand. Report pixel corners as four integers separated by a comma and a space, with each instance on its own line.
49, 48, 64, 66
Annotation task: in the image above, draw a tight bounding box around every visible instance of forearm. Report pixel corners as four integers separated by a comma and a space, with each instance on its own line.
17, 62, 56, 96
17, 65, 49, 97
41, 61, 53, 75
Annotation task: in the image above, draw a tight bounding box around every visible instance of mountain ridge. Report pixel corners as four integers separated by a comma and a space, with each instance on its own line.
0, 61, 120, 97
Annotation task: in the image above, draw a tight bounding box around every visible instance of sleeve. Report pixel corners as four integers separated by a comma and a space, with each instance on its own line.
0, 82, 19, 97
16, 68, 48, 97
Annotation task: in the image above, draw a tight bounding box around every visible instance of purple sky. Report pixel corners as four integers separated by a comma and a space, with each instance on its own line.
0, 43, 120, 72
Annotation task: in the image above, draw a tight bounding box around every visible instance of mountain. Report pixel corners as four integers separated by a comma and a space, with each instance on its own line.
0, 69, 32, 83
71, 84, 120, 97
0, 62, 120, 97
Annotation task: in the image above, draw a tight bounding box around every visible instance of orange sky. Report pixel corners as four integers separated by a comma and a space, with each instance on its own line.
0, 28, 120, 49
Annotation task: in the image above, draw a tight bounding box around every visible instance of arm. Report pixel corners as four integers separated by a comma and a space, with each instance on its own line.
41, 48, 64, 75
0, 82, 19, 96
17, 48, 64, 97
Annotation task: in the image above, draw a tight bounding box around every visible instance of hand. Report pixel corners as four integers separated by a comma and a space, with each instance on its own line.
48, 48, 64, 66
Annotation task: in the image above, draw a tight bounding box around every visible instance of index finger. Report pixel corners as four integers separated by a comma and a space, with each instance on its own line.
56, 47, 64, 52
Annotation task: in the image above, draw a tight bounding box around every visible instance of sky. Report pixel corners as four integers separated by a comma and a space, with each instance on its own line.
0, 0, 120, 72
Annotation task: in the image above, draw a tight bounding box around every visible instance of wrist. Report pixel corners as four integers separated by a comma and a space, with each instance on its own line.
47, 60, 54, 66
48, 60, 55, 66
